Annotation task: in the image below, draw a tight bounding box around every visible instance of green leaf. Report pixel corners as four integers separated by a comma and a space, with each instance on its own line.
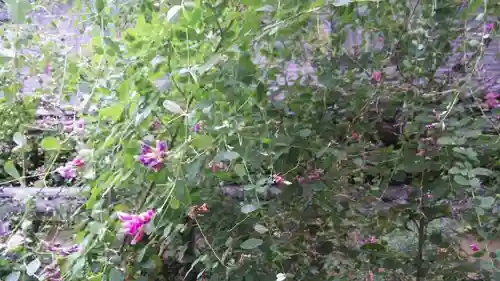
241, 204, 258, 214
223, 151, 240, 161
166, 5, 183, 23
153, 74, 170, 92
5, 0, 32, 24
462, 129, 482, 138
40, 137, 61, 151
191, 135, 214, 149
26, 258, 41, 276
72, 258, 85, 275
99, 104, 124, 121
480, 197, 495, 209
4, 161, 20, 180
470, 168, 493, 177
360, 243, 386, 251
437, 136, 455, 145
299, 129, 312, 137
0, 48, 15, 62
13, 132, 26, 147
6, 271, 21, 281
234, 163, 246, 177
453, 175, 470, 186
423, 205, 451, 220
170, 198, 180, 210
469, 177, 481, 188
254, 224, 268, 234
240, 238, 263, 250
108, 268, 125, 281
163, 100, 184, 114
256, 5, 274, 12
95, 0, 105, 13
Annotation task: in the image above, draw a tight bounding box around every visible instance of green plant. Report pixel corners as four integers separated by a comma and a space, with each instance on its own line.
1, 0, 500, 281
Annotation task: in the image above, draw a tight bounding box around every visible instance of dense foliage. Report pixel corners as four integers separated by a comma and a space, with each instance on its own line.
1, 0, 500, 281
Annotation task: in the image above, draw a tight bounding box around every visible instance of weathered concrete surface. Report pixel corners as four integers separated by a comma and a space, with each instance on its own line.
0, 187, 87, 220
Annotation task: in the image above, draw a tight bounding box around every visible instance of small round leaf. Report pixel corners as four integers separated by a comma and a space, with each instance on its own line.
240, 238, 263, 250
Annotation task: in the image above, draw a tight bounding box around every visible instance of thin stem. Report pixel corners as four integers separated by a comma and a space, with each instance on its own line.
415, 216, 427, 281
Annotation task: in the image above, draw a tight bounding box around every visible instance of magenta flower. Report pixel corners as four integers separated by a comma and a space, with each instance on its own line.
118, 209, 154, 245
371, 71, 382, 82
485, 92, 499, 109
486, 23, 494, 33
367, 236, 377, 244
470, 243, 479, 252
192, 122, 202, 133
56, 164, 76, 179
136, 140, 167, 171
72, 158, 84, 168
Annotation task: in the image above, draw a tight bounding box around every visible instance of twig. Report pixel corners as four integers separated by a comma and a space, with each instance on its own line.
415, 216, 427, 281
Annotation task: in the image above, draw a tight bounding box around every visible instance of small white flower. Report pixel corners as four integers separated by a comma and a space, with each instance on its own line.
276, 273, 286, 281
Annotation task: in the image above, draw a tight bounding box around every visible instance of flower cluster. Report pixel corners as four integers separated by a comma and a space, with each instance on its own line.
272, 174, 284, 186
56, 158, 84, 180
371, 71, 382, 83
359, 235, 377, 245
118, 209, 154, 245
470, 242, 479, 252
192, 121, 202, 134
41, 263, 61, 281
267, 61, 323, 102
56, 157, 85, 180
62, 118, 85, 134
272, 62, 320, 89
295, 168, 324, 184
208, 161, 228, 173
484, 92, 499, 109
187, 203, 209, 219
486, 23, 495, 33
46, 243, 81, 256
136, 140, 167, 171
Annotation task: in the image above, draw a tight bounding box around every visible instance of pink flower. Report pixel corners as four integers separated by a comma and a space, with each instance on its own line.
272, 174, 284, 185
484, 92, 499, 109
135, 140, 167, 171
367, 236, 377, 244
470, 243, 479, 252
72, 158, 84, 168
44, 64, 52, 74
486, 23, 494, 33
62, 118, 85, 134
74, 119, 85, 134
187, 203, 209, 219
56, 164, 76, 179
351, 131, 359, 140
371, 71, 381, 82
192, 122, 202, 133
208, 161, 227, 172
118, 209, 154, 245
